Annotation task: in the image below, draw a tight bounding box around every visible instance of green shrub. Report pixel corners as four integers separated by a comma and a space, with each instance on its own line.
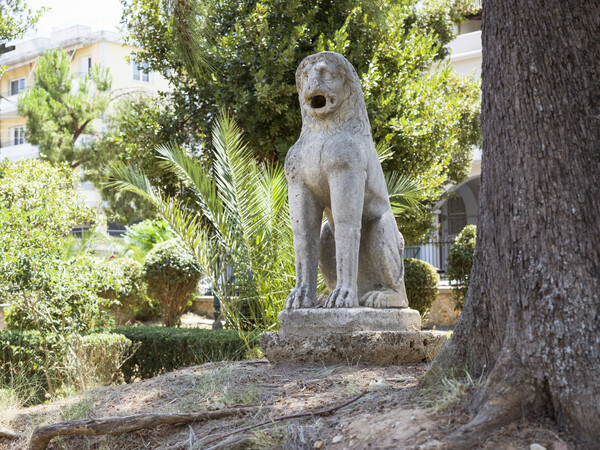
100, 258, 147, 325
446, 225, 477, 310
4, 256, 123, 333
0, 330, 64, 403
111, 326, 247, 381
144, 239, 202, 327
404, 257, 440, 318
77, 333, 137, 386
0, 331, 136, 403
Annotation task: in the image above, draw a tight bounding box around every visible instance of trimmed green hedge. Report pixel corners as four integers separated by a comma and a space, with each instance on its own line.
110, 327, 248, 381
1, 327, 249, 396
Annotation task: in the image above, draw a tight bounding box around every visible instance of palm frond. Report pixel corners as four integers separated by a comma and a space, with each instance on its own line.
376, 140, 394, 164
105, 162, 159, 203
211, 111, 262, 258
155, 143, 223, 231
385, 172, 423, 216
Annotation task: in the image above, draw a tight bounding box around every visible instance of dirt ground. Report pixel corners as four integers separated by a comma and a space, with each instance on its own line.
1, 359, 575, 450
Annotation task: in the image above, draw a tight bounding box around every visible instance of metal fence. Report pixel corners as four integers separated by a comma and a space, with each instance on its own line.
405, 235, 458, 275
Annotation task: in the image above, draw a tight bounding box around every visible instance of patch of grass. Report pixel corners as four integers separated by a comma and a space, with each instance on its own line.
0, 371, 44, 426
62, 394, 97, 421
311, 365, 344, 378
284, 422, 320, 448
245, 346, 264, 360
175, 365, 259, 410
419, 369, 480, 409
250, 425, 286, 449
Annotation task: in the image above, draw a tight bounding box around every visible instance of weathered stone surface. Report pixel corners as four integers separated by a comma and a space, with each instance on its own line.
284, 51, 409, 310
278, 307, 421, 334
260, 307, 447, 365
260, 329, 449, 365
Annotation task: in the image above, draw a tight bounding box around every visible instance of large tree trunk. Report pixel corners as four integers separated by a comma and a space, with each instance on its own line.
427, 0, 600, 445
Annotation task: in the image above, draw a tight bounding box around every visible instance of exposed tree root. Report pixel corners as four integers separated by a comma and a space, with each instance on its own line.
0, 427, 19, 440
25, 390, 367, 449
26, 405, 268, 450
446, 357, 539, 448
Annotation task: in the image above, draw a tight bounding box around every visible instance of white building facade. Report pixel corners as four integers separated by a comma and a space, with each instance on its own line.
0, 25, 170, 208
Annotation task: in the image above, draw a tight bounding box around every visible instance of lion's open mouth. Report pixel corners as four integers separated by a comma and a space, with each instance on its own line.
310, 95, 327, 109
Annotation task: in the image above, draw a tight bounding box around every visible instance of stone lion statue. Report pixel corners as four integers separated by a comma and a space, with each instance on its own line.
284, 51, 409, 309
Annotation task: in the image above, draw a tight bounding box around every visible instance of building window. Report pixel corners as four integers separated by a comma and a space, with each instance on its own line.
10, 126, 25, 146
10, 78, 25, 96
447, 195, 467, 236
132, 61, 150, 82
79, 56, 92, 75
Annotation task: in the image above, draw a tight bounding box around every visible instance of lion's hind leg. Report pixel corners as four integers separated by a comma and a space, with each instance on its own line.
358, 211, 409, 308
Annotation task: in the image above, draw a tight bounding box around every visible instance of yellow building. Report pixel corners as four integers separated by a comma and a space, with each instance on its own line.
0, 25, 170, 206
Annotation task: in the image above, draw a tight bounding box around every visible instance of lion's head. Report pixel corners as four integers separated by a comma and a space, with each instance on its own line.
296, 51, 371, 137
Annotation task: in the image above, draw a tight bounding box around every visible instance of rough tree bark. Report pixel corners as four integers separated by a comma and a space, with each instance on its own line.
426, 0, 600, 445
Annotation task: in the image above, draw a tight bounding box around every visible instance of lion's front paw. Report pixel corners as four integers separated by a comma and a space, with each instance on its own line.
324, 286, 359, 308
285, 286, 316, 309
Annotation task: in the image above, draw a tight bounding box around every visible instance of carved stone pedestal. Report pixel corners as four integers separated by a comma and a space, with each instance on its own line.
259, 308, 448, 365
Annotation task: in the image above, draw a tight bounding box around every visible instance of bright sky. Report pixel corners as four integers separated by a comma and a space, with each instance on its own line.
24, 0, 124, 38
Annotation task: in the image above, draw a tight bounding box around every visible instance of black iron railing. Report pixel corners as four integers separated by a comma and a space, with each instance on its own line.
405, 235, 458, 275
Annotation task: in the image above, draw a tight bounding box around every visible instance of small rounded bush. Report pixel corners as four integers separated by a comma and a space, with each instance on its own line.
100, 258, 147, 325
446, 225, 477, 310
404, 257, 439, 317
143, 239, 202, 327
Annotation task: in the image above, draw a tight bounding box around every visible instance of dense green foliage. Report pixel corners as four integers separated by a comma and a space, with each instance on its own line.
120, 0, 481, 240
4, 256, 122, 333
143, 239, 202, 326
404, 257, 440, 317
18, 49, 112, 168
446, 224, 476, 310
0, 160, 93, 272
110, 327, 247, 381
0, 160, 117, 333
0, 330, 60, 402
122, 218, 176, 258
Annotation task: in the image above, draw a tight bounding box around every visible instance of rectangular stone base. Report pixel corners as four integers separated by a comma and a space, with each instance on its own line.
260, 308, 448, 365
260, 329, 449, 365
